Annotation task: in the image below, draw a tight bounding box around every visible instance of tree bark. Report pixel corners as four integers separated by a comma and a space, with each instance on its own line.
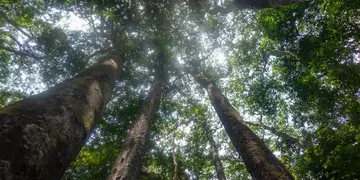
201, 119, 227, 180
0, 56, 123, 180
193, 73, 294, 180
107, 76, 163, 180
244, 121, 309, 149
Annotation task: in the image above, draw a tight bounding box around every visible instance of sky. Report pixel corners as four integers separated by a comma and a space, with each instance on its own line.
58, 12, 90, 31
0, 12, 90, 95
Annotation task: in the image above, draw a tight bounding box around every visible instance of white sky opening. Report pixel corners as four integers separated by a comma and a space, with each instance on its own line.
57, 12, 90, 31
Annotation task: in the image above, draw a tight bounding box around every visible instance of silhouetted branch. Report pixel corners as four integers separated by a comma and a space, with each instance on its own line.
0, 46, 41, 59
244, 121, 310, 149
0, 12, 33, 39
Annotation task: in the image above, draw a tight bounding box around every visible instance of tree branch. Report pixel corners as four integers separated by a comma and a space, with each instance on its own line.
3, 32, 25, 50
0, 12, 33, 39
245, 121, 310, 149
0, 46, 41, 59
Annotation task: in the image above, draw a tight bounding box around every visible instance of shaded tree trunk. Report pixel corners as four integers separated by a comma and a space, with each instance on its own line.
107, 76, 163, 180
201, 119, 227, 180
193, 73, 294, 180
0, 56, 124, 180
244, 121, 309, 149
173, 149, 179, 180
172, 148, 189, 180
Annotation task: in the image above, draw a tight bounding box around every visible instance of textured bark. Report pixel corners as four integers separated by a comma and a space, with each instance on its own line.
244, 121, 309, 149
0, 57, 123, 180
201, 119, 227, 180
194, 74, 294, 180
108, 77, 163, 180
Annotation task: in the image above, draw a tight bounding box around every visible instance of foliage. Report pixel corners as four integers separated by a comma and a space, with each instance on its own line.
0, 0, 359, 179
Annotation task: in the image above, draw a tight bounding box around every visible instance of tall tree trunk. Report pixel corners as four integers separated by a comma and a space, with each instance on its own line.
244, 121, 309, 149
172, 148, 189, 180
201, 119, 227, 180
0, 56, 124, 180
173, 149, 179, 180
172, 130, 179, 180
193, 73, 294, 180
107, 76, 163, 180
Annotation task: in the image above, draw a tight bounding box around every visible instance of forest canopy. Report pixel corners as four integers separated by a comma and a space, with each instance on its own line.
0, 0, 359, 179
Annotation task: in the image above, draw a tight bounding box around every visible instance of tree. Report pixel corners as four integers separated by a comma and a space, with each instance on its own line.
199, 117, 227, 180
172, 148, 189, 180
172, 148, 179, 180
0, 53, 124, 179
193, 72, 294, 179
1, 0, 359, 179
237, 0, 360, 178
108, 48, 165, 180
